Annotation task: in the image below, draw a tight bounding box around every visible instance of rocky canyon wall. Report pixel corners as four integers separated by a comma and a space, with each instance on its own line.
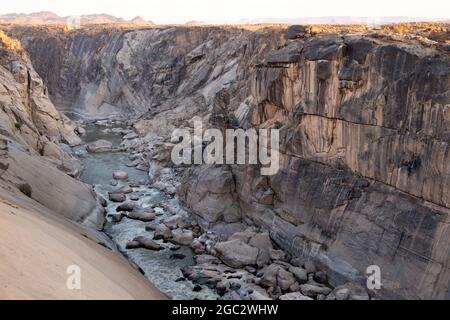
4, 24, 449, 299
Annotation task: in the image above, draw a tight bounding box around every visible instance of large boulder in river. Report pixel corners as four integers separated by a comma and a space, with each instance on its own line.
113, 171, 129, 180
86, 139, 113, 153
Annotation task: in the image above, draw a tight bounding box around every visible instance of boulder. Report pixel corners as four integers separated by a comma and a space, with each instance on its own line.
214, 239, 259, 268
300, 284, 332, 298
126, 236, 163, 251
260, 264, 296, 291
86, 140, 112, 153
153, 224, 172, 240
113, 171, 129, 180
279, 292, 313, 300
127, 209, 156, 222
108, 193, 126, 202
170, 228, 194, 246
288, 266, 308, 284
332, 283, 370, 300
116, 201, 137, 212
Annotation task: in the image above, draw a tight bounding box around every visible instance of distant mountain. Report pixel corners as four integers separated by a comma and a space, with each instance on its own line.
130, 16, 154, 25
244, 16, 450, 25
0, 11, 153, 25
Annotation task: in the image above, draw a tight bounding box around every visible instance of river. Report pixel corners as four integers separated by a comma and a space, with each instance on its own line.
72, 119, 219, 300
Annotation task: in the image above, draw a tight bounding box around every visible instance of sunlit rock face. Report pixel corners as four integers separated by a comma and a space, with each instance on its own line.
6, 24, 449, 299
0, 31, 104, 231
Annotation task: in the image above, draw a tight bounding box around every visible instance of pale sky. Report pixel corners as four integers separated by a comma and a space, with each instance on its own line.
0, 0, 448, 24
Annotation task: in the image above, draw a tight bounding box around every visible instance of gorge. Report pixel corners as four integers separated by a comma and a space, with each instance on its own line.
0, 22, 448, 300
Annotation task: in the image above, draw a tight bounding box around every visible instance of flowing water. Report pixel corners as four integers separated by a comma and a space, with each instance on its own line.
73, 121, 219, 300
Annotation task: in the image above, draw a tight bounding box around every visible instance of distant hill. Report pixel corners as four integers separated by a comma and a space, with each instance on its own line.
0, 11, 154, 25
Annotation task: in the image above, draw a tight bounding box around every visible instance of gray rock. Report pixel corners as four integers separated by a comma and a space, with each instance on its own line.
215, 239, 259, 268
126, 236, 163, 251
260, 264, 296, 291
153, 224, 172, 240
108, 193, 126, 202
113, 171, 129, 180
289, 266, 308, 284
300, 284, 332, 298
127, 209, 156, 222
116, 201, 137, 212
279, 292, 313, 300
86, 140, 112, 153
170, 228, 194, 246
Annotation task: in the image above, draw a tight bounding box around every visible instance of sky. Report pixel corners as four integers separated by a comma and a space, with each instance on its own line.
0, 0, 448, 24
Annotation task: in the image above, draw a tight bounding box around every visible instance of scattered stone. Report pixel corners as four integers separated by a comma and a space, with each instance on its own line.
170, 245, 181, 251
332, 283, 370, 300
314, 270, 328, 285
289, 266, 308, 284
164, 214, 185, 229
86, 140, 112, 153
113, 171, 129, 180
109, 212, 125, 223
195, 254, 221, 265
260, 264, 296, 291
215, 239, 259, 268
127, 209, 156, 222
170, 228, 194, 246
304, 260, 317, 274
130, 195, 140, 201
300, 284, 332, 298
145, 222, 159, 231
116, 201, 137, 212
269, 249, 286, 261
279, 292, 313, 300
153, 224, 172, 240
126, 236, 163, 251
109, 193, 126, 202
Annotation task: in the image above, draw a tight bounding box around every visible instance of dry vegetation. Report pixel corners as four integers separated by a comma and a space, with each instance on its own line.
0, 30, 22, 51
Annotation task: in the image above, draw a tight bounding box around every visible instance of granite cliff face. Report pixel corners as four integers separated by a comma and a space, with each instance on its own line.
4, 24, 449, 299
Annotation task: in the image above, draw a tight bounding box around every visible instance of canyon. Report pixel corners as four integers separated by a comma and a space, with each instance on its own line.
0, 22, 448, 300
